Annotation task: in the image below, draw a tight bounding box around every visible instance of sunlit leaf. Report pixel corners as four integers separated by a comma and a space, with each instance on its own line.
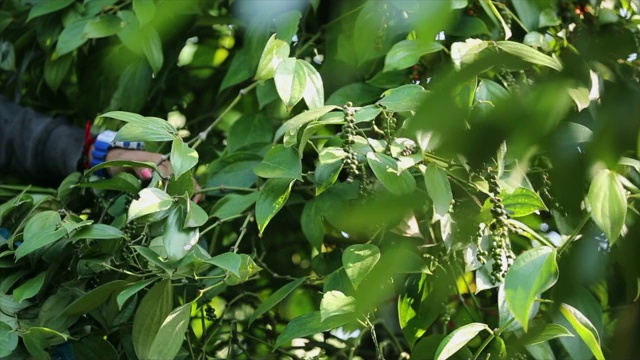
435, 322, 491, 360
587, 169, 627, 244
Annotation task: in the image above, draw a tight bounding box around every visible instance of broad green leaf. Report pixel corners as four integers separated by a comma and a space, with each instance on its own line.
320, 290, 357, 321
115, 116, 176, 142
132, 279, 173, 360
384, 40, 443, 72
206, 252, 242, 277
210, 192, 259, 219
84, 160, 156, 180
116, 279, 156, 310
343, 244, 380, 289
496, 41, 563, 71
23, 328, 55, 359
327, 82, 381, 106
128, 188, 174, 221
274, 311, 353, 348
435, 323, 491, 360
0, 321, 18, 357
502, 187, 548, 218
249, 277, 306, 326
227, 114, 272, 153
27, 0, 74, 22
219, 48, 254, 91
255, 179, 296, 236
505, 246, 558, 331
275, 105, 338, 140
74, 224, 124, 240
520, 323, 574, 345
423, 164, 452, 221
568, 86, 590, 111
63, 280, 129, 316
587, 169, 627, 243
275, 10, 301, 44
44, 53, 73, 92
206, 152, 262, 190
100, 110, 146, 123
163, 206, 199, 261
377, 84, 428, 112
83, 14, 122, 39
367, 152, 416, 196
299, 60, 324, 109
13, 271, 46, 304
255, 34, 290, 80
16, 211, 65, 259
314, 147, 346, 195
224, 254, 262, 286
354, 105, 382, 123
140, 25, 163, 74
134, 246, 173, 273
510, 0, 540, 30
147, 303, 191, 360
133, 0, 156, 25
559, 303, 605, 360
254, 145, 302, 180
301, 200, 325, 248
274, 58, 307, 109
72, 335, 119, 360
184, 201, 207, 228
56, 19, 90, 56
0, 270, 29, 295
75, 172, 141, 193
171, 138, 199, 179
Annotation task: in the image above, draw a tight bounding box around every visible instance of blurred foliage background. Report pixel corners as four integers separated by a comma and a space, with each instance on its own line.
1, 0, 640, 359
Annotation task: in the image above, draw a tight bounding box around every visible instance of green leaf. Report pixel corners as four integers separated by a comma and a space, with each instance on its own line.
367, 152, 416, 196
224, 254, 262, 286
435, 323, 491, 360
496, 41, 563, 71
116, 279, 156, 310
22, 327, 54, 359
274, 105, 338, 140
274, 311, 353, 349
502, 187, 548, 218
505, 246, 558, 331
13, 271, 46, 304
255, 179, 296, 236
314, 147, 346, 195
100, 110, 146, 123
384, 40, 443, 72
133, 0, 156, 25
520, 323, 574, 345
210, 192, 259, 219
27, 0, 75, 22
44, 53, 72, 92
16, 211, 66, 260
140, 25, 163, 74
171, 138, 199, 179
74, 224, 124, 240
206, 252, 242, 277
568, 86, 590, 112
255, 34, 290, 81
451, 38, 488, 69
56, 19, 90, 56
227, 114, 273, 153
559, 303, 605, 360
132, 279, 173, 360
539, 8, 561, 28
587, 169, 627, 244
75, 172, 141, 193
128, 188, 174, 221
84, 160, 156, 180
254, 145, 302, 180
147, 303, 191, 360
343, 244, 380, 289
377, 84, 428, 112
114, 116, 176, 142
320, 290, 357, 321
185, 201, 207, 228
274, 58, 307, 110
301, 200, 325, 248
206, 152, 262, 190
163, 206, 199, 261
249, 277, 306, 326
423, 164, 452, 221
72, 335, 119, 360
327, 82, 381, 106
220, 48, 254, 91
354, 105, 382, 123
0, 321, 18, 357
299, 60, 324, 109
275, 10, 302, 44
63, 280, 129, 316
83, 14, 123, 39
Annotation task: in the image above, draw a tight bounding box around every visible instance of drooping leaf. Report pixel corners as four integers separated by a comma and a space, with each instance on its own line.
434, 323, 491, 360
255, 179, 296, 236
171, 138, 199, 179
63, 280, 129, 316
559, 303, 605, 360
505, 246, 558, 331
147, 303, 192, 360
56, 19, 91, 56
587, 169, 627, 244
132, 280, 173, 360
300, 200, 325, 249
133, 0, 156, 25
274, 58, 307, 110
343, 244, 381, 289
367, 152, 416, 196
249, 277, 306, 326
140, 25, 163, 74
13, 272, 46, 304
496, 41, 563, 71
254, 145, 302, 180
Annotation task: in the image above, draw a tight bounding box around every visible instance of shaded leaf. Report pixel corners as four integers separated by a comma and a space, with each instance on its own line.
147, 303, 191, 360
132, 280, 173, 360
13, 272, 46, 304
343, 244, 380, 289
377, 84, 428, 112
367, 152, 416, 196
171, 138, 199, 179
587, 169, 627, 243
27, 0, 74, 22
435, 323, 491, 360
559, 303, 605, 360
64, 280, 129, 316
384, 40, 443, 72
274, 311, 353, 348
496, 41, 563, 71
249, 277, 306, 326
254, 145, 302, 180
255, 179, 296, 236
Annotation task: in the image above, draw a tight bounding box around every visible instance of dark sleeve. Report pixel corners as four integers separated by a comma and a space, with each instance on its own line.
0, 96, 85, 185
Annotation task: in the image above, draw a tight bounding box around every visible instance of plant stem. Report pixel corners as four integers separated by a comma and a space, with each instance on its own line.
190, 81, 259, 149
557, 212, 591, 255
471, 319, 513, 360
506, 219, 555, 248
231, 214, 253, 253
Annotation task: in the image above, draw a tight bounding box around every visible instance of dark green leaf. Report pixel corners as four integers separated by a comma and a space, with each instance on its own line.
384, 40, 443, 72
274, 58, 307, 109
72, 335, 119, 360
83, 14, 123, 39
254, 145, 302, 180
327, 83, 381, 107
116, 279, 156, 310
220, 48, 254, 91
140, 25, 163, 74
147, 303, 191, 360
274, 311, 353, 348
0, 42, 15, 71
64, 280, 129, 316
132, 279, 173, 360
249, 277, 306, 326
587, 169, 627, 243
75, 172, 140, 193
206, 152, 262, 190
377, 84, 428, 112
16, 211, 66, 260
343, 244, 380, 289
44, 54, 72, 92
56, 19, 90, 56
227, 114, 273, 153
171, 138, 199, 179
84, 160, 156, 180
74, 224, 124, 240
255, 179, 296, 236
301, 200, 324, 249
13, 272, 46, 304
435, 323, 491, 360
520, 323, 574, 345
505, 246, 558, 331
0, 321, 18, 357
367, 152, 416, 196
133, 0, 156, 25
27, 0, 75, 22
354, 105, 382, 123
210, 192, 259, 219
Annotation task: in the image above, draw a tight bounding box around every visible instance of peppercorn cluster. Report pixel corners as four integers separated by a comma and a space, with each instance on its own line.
380, 110, 397, 155
486, 169, 515, 282
341, 102, 360, 183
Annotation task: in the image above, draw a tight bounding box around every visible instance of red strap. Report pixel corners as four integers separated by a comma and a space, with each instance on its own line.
83, 120, 96, 169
